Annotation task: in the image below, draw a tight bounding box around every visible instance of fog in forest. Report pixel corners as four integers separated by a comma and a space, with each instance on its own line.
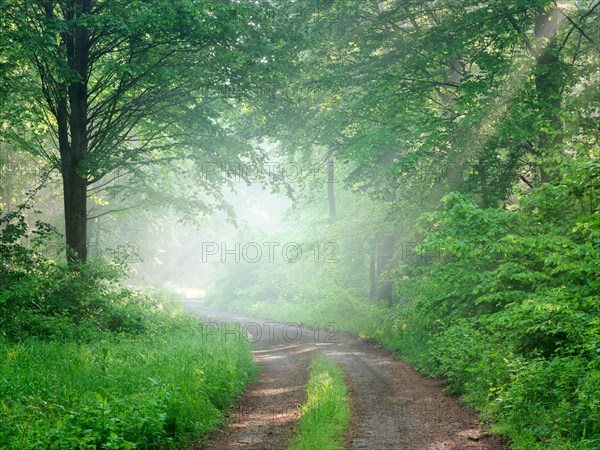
1, 1, 598, 448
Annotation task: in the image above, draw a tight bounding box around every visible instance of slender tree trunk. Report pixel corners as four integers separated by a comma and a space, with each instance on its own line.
369, 244, 377, 302
477, 157, 490, 208
533, 6, 564, 183
327, 150, 336, 221
3, 146, 11, 213
377, 233, 396, 303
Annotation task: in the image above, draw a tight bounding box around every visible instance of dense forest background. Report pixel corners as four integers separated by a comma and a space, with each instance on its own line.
1, 0, 598, 448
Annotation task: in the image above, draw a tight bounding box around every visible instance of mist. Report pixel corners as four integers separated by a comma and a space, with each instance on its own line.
1, 1, 597, 448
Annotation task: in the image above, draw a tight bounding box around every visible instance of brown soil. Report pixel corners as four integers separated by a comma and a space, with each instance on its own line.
183, 302, 507, 450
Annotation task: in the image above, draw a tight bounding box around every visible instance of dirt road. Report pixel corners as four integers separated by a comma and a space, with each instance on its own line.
183, 302, 506, 450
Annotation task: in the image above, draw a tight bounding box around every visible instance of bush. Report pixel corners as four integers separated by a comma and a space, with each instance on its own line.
420, 320, 514, 409
490, 356, 600, 448
0, 320, 256, 449
0, 209, 174, 341
1, 209, 258, 448
385, 187, 600, 447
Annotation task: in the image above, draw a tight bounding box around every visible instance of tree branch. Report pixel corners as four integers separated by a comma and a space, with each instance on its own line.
87, 203, 143, 220
553, 1, 600, 54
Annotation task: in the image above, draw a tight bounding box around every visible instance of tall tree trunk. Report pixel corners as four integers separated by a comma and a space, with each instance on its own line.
61, 155, 88, 264
2, 146, 11, 213
369, 241, 377, 302
533, 6, 564, 183
60, 0, 91, 264
327, 150, 336, 221
377, 233, 396, 303
477, 157, 490, 208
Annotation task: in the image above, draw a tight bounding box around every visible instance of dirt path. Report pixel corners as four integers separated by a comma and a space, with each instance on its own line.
182, 302, 506, 450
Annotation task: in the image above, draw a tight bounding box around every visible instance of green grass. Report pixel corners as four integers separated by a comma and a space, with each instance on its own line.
0, 221, 258, 449
0, 317, 256, 449
289, 355, 350, 450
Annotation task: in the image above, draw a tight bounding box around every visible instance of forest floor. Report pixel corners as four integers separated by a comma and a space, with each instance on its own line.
183, 301, 507, 450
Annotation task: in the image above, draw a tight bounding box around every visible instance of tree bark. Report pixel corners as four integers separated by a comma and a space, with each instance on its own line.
533, 6, 565, 183
2, 146, 11, 213
377, 233, 396, 303
327, 150, 336, 221
60, 0, 91, 264
61, 154, 88, 264
369, 246, 377, 302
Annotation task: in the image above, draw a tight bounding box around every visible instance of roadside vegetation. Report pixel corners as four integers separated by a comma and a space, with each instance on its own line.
0, 211, 256, 449
209, 158, 599, 449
